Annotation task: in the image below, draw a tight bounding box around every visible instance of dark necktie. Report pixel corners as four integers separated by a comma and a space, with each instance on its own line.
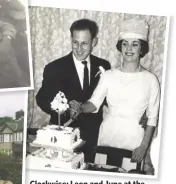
82, 61, 89, 95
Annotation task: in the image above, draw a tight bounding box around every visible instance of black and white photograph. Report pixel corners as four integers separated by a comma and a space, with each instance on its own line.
0, 0, 33, 91
0, 91, 27, 184
26, 6, 169, 178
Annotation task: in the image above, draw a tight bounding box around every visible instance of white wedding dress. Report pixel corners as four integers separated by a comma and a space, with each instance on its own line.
89, 69, 160, 151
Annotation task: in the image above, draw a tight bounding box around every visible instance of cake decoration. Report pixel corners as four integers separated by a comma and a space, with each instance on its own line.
51, 91, 69, 113
50, 91, 69, 129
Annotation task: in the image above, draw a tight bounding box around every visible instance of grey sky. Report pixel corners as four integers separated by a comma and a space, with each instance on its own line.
0, 91, 26, 118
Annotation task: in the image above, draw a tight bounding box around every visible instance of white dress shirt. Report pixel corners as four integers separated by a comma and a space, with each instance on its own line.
72, 54, 91, 89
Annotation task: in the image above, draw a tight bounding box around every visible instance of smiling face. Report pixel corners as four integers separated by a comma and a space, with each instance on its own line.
121, 38, 141, 63
71, 29, 97, 61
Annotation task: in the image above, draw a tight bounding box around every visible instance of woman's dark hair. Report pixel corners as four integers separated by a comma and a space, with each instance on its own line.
70, 18, 99, 39
116, 39, 149, 58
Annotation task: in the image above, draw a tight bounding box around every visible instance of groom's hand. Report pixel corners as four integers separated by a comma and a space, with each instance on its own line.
69, 100, 82, 120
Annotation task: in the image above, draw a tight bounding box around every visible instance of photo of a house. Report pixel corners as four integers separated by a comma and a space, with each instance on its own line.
0, 110, 24, 158
0, 92, 26, 184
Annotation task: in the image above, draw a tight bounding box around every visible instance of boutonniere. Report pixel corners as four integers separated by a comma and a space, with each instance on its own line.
95, 66, 105, 77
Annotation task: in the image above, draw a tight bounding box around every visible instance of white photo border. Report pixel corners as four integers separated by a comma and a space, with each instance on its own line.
22, 91, 29, 184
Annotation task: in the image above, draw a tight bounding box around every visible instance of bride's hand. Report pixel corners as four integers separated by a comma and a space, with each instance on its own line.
131, 144, 148, 163
69, 100, 82, 120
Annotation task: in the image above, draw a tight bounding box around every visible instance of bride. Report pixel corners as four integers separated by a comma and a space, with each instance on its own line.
70, 19, 160, 164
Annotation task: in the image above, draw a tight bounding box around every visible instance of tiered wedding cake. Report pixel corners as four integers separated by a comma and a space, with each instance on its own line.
33, 125, 82, 149
26, 92, 85, 170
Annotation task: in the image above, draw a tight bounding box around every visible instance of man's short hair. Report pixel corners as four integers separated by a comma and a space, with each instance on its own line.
116, 39, 149, 58
70, 18, 99, 39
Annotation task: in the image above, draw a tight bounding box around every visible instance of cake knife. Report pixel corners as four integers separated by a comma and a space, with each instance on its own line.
63, 118, 74, 127
63, 112, 77, 127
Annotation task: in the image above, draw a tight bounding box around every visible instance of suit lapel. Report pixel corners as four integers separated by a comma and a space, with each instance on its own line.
90, 55, 99, 87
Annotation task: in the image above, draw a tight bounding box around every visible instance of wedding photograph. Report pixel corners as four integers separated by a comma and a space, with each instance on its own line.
0, 0, 33, 91
26, 6, 169, 178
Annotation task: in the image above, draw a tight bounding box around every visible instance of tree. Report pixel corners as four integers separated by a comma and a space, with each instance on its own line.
0, 117, 13, 124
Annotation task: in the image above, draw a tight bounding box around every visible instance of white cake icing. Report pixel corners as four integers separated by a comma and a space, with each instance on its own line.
33, 125, 81, 149
26, 148, 84, 170
28, 125, 85, 170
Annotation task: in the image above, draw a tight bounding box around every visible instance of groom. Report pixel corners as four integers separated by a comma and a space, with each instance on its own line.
36, 18, 110, 162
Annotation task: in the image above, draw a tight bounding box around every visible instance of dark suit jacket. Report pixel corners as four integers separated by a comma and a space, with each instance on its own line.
36, 52, 110, 145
